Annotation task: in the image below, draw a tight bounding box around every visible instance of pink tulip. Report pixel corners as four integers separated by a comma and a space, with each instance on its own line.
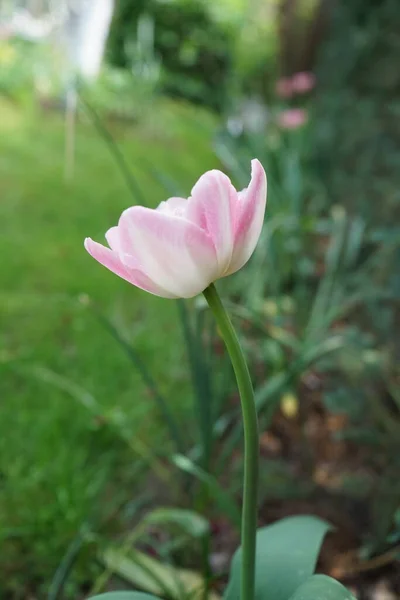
275, 77, 293, 99
291, 71, 315, 94
277, 108, 308, 130
85, 160, 267, 299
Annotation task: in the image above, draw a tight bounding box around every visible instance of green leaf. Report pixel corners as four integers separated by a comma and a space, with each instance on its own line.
288, 574, 356, 600
142, 507, 209, 539
89, 594, 161, 600
94, 310, 185, 455
100, 548, 178, 598
172, 454, 241, 529
224, 515, 333, 600
177, 299, 213, 468
80, 95, 146, 205
100, 546, 221, 600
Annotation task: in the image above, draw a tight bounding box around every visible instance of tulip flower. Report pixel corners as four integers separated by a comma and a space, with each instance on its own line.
85, 161, 268, 600
291, 71, 316, 94
277, 108, 308, 130
85, 159, 267, 299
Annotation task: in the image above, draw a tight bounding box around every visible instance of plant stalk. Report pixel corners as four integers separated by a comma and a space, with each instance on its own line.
203, 283, 259, 600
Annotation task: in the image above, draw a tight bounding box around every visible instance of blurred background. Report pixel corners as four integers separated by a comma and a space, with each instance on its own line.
0, 0, 399, 598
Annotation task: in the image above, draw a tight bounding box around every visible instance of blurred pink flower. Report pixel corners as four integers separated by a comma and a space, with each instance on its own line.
277, 108, 308, 130
291, 71, 316, 94
275, 77, 293, 99
85, 160, 267, 299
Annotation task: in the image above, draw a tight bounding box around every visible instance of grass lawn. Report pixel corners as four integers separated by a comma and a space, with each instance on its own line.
0, 97, 218, 596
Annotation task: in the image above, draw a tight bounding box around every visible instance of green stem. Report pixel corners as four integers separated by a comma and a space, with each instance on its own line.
203, 283, 259, 600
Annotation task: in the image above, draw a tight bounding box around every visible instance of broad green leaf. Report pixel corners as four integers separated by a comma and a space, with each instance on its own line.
90, 593, 160, 600
100, 546, 221, 600
288, 574, 356, 600
224, 515, 333, 600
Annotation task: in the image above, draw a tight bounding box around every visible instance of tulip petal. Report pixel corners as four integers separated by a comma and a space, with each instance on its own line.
105, 226, 122, 252
118, 206, 218, 298
84, 238, 174, 298
187, 170, 236, 274
225, 159, 267, 275
157, 197, 187, 216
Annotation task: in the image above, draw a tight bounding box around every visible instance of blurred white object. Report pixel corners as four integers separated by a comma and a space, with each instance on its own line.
371, 581, 396, 600
61, 1, 115, 180
227, 96, 269, 137
2, 8, 55, 41
226, 116, 244, 137
241, 97, 269, 133
1, 1, 114, 81
64, 0, 114, 80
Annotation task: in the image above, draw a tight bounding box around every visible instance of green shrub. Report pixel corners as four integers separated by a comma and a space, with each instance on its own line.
107, 0, 234, 111
313, 0, 400, 225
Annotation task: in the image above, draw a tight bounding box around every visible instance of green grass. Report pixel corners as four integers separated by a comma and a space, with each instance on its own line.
0, 97, 218, 596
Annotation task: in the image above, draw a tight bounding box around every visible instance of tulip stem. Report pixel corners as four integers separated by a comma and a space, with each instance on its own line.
203, 283, 258, 600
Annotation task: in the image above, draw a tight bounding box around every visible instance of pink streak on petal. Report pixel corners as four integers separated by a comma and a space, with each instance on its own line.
84, 238, 175, 298
225, 159, 267, 276
118, 206, 218, 298
187, 169, 237, 273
